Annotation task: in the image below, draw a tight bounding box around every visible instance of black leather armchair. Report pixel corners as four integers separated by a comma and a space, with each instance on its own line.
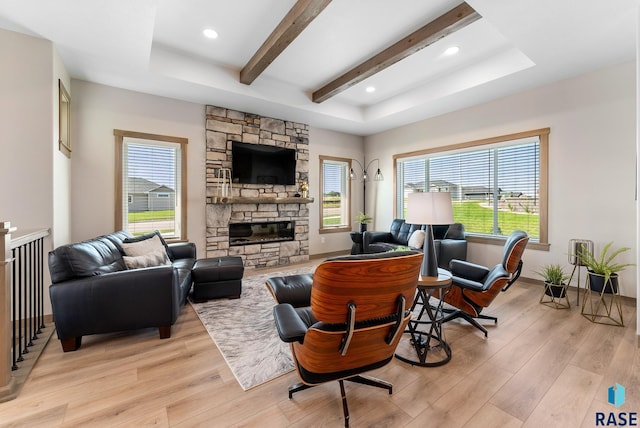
266, 251, 423, 427
362, 219, 467, 269
48, 231, 196, 351
442, 230, 529, 336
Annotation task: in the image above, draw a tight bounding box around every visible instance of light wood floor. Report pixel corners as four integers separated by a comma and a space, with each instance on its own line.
0, 259, 638, 428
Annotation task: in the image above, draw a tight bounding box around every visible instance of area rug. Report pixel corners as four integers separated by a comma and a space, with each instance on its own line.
190, 265, 316, 390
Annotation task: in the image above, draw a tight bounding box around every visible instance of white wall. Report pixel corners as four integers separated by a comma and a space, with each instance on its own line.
0, 29, 54, 234
365, 61, 638, 298
1, 28, 71, 314
636, 8, 640, 335
307, 127, 364, 255
52, 48, 71, 248
70, 80, 207, 252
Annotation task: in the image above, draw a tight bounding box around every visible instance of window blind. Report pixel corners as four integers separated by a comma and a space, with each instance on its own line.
122, 138, 182, 237
397, 139, 540, 239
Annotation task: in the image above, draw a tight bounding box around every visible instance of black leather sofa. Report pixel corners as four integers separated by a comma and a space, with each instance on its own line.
362, 219, 467, 269
48, 230, 196, 351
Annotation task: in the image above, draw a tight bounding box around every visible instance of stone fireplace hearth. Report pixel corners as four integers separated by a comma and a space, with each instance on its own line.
205, 105, 312, 269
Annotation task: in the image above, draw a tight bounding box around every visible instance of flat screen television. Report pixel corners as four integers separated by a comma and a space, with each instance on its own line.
231, 141, 296, 185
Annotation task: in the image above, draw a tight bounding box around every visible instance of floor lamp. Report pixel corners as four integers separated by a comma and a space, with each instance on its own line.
350, 159, 383, 215
405, 192, 454, 277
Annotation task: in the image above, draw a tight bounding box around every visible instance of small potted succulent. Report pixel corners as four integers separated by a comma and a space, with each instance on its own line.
355, 212, 373, 233
575, 242, 634, 294
536, 263, 570, 298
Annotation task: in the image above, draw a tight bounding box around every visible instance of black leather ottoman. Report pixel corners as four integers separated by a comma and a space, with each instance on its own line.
191, 257, 244, 302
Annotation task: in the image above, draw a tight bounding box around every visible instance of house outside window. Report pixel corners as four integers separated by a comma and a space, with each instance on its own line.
319, 156, 351, 233
395, 128, 548, 244
114, 130, 187, 241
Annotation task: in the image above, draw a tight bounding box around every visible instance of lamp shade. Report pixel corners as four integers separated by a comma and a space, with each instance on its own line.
405, 192, 454, 225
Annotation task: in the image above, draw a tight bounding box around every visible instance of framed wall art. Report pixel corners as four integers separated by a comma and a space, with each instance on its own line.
58, 79, 71, 158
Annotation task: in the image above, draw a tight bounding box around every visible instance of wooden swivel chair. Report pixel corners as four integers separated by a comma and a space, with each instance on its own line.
269, 251, 423, 427
442, 230, 529, 337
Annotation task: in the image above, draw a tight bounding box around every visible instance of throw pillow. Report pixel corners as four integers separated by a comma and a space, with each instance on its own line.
120, 234, 169, 259
407, 229, 425, 250
444, 223, 464, 240
122, 230, 172, 260
123, 249, 171, 269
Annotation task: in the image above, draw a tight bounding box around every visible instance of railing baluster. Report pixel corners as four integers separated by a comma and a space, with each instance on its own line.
29, 242, 36, 343
17, 247, 25, 360
11, 248, 17, 371
1, 224, 50, 399
37, 238, 43, 332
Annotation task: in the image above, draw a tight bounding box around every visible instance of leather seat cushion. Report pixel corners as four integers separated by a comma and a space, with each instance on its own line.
266, 274, 314, 307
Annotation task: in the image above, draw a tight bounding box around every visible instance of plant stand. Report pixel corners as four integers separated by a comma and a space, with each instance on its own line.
567, 239, 593, 306
581, 272, 623, 326
539, 282, 570, 309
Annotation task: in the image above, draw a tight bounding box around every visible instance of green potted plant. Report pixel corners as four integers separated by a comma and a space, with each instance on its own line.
355, 212, 373, 233
536, 263, 569, 298
575, 242, 634, 294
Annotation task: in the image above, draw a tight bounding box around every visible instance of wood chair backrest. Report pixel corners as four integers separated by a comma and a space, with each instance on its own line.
293, 252, 423, 378
310, 252, 423, 323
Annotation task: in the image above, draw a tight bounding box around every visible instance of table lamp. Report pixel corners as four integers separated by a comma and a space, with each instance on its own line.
405, 192, 454, 277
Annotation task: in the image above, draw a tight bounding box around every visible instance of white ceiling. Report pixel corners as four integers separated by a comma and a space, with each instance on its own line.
0, 0, 637, 136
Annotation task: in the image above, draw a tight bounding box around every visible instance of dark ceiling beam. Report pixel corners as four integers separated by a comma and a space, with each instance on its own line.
312, 2, 481, 103
240, 0, 332, 85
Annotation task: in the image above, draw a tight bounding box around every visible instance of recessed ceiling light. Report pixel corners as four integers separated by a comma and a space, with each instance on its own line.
366, 86, 376, 93
203, 28, 219, 39
444, 46, 460, 56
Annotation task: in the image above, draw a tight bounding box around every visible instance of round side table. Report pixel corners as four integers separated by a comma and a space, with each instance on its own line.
395, 270, 452, 367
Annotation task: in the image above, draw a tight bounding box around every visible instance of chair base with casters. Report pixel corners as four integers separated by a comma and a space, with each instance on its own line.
268, 251, 423, 427
442, 231, 529, 337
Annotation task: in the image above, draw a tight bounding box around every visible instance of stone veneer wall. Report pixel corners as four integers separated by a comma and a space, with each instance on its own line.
205, 105, 310, 268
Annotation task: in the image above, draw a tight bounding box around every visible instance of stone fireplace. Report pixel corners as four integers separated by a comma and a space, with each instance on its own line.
205, 105, 312, 269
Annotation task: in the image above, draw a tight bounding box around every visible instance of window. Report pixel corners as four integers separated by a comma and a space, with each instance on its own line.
395, 128, 548, 244
319, 156, 351, 233
114, 130, 187, 241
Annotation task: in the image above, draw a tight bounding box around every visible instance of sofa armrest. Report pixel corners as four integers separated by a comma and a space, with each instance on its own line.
362, 231, 393, 251
49, 266, 179, 339
168, 242, 196, 260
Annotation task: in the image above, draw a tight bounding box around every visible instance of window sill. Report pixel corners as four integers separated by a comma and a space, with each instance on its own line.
320, 226, 351, 234
466, 235, 549, 251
